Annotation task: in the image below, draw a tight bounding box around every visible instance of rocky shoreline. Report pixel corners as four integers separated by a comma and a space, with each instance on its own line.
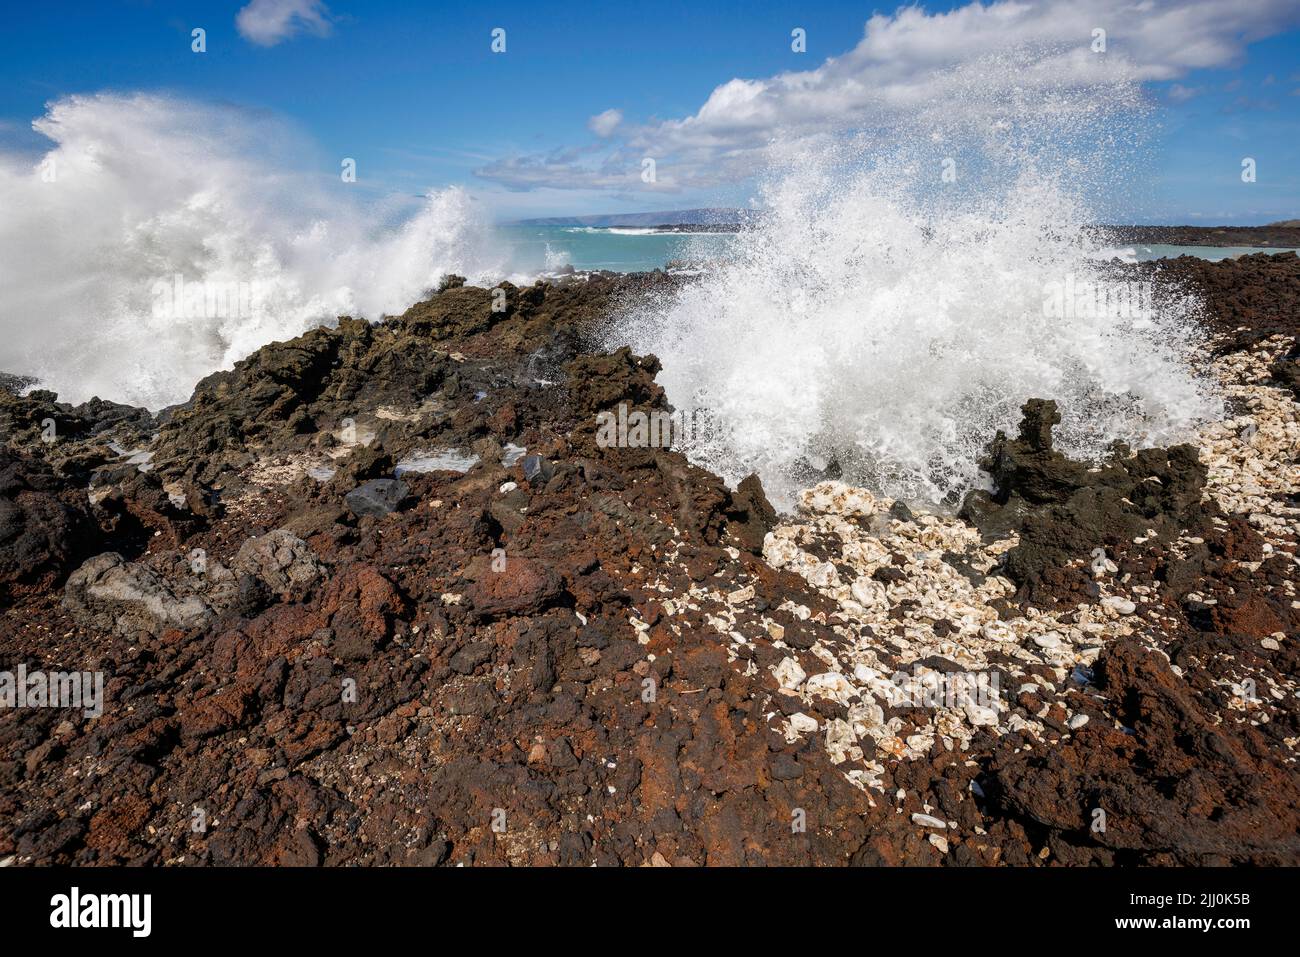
646, 222, 1300, 248
1, 254, 1297, 866
1102, 225, 1300, 248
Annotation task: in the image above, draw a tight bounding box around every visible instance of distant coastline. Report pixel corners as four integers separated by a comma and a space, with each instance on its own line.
1099, 223, 1300, 248
509, 211, 1300, 247
642, 223, 1300, 247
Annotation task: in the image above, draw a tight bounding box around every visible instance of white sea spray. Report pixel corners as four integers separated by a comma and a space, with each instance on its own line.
0, 93, 511, 408
607, 54, 1223, 505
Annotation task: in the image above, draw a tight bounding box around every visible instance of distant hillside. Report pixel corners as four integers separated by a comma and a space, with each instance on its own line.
509, 208, 752, 228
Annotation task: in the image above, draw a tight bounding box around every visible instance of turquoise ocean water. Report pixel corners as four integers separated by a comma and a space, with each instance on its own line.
500, 226, 1296, 274
500, 225, 733, 273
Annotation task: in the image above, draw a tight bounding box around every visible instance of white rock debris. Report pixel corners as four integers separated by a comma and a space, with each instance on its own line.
1197, 338, 1300, 539
760, 482, 1134, 767
630, 339, 1298, 797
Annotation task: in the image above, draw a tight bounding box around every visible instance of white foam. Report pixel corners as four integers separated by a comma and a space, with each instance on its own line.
608, 62, 1223, 506
0, 93, 511, 409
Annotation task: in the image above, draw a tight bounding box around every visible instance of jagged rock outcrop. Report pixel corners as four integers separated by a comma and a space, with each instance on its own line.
3, 256, 1297, 866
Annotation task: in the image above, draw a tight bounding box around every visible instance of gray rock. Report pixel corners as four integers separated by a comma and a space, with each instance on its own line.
449, 640, 494, 675
888, 500, 915, 523
770, 753, 804, 780
62, 552, 212, 637
522, 454, 554, 488
344, 479, 409, 517
232, 529, 324, 600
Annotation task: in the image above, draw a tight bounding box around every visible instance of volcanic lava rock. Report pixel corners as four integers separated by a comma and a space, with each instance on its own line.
62, 552, 212, 638
990, 637, 1300, 864
726, 472, 779, 553
1272, 342, 1300, 399
960, 398, 1210, 594
318, 565, 407, 659
4, 262, 1297, 867
462, 554, 565, 621
521, 454, 554, 488
1148, 250, 1300, 352
232, 529, 325, 601
0, 447, 100, 598
344, 479, 409, 518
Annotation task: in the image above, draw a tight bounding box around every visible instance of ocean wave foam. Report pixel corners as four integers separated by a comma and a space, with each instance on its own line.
0, 93, 510, 409
606, 68, 1223, 507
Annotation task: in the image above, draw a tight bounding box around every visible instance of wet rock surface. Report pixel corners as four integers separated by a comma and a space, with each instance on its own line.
0, 256, 1297, 866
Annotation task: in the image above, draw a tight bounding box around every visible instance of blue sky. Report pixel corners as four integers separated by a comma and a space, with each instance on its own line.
2, 0, 1299, 222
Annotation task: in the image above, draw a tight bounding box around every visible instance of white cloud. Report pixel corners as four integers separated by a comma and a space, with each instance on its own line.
588, 108, 623, 138
476, 0, 1300, 192
236, 0, 333, 47
474, 144, 683, 194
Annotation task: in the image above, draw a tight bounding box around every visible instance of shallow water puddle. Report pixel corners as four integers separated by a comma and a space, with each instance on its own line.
395, 448, 481, 476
